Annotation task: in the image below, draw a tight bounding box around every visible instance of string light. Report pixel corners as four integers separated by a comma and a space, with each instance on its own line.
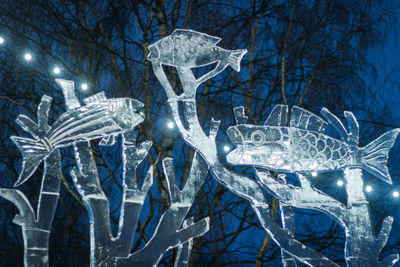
223, 145, 230, 152
0, 37, 4, 44
81, 83, 88, 90
393, 191, 399, 198
337, 180, 344, 186
24, 53, 32, 61
53, 67, 60, 74
365, 185, 372, 192
167, 121, 174, 129
311, 171, 317, 177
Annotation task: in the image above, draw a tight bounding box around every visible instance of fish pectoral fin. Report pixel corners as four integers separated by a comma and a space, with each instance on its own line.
99, 134, 117, 146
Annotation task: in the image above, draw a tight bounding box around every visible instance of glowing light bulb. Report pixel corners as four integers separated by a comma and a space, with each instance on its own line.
167, 121, 174, 129
24, 53, 32, 61
53, 67, 60, 74
393, 191, 399, 198
365, 185, 372, 192
311, 171, 317, 177
337, 180, 344, 186
0, 37, 4, 44
223, 145, 230, 152
81, 83, 88, 90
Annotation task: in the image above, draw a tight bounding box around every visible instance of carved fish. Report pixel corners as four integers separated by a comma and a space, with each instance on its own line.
148, 29, 247, 72
11, 92, 145, 186
226, 105, 399, 184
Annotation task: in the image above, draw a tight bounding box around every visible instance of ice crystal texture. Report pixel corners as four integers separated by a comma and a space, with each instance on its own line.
149, 29, 400, 266
1, 78, 209, 266
0, 95, 62, 266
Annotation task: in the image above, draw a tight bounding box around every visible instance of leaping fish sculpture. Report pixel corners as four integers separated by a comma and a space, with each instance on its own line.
11, 92, 145, 186
148, 29, 247, 72
226, 105, 399, 184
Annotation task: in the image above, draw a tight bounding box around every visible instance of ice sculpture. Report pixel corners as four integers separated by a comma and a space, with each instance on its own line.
149, 29, 400, 266
55, 79, 210, 266
238, 106, 399, 266
0, 96, 62, 266
226, 105, 399, 183
11, 89, 145, 187
148, 29, 247, 99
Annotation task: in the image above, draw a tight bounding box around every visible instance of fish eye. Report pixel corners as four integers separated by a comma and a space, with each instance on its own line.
161, 39, 172, 51
251, 130, 265, 146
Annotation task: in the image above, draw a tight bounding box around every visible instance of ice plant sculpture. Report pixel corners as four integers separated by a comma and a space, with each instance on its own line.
56, 79, 210, 266
0, 95, 62, 266
1, 78, 209, 267
149, 29, 400, 266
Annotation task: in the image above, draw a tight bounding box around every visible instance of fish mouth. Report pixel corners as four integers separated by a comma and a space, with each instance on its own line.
132, 100, 145, 125
147, 46, 160, 61
113, 99, 145, 129
226, 126, 246, 165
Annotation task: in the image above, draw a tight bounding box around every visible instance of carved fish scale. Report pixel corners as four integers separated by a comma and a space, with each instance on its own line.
227, 104, 399, 183
290, 128, 352, 172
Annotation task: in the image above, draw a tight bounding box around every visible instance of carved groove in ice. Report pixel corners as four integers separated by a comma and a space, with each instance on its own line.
149, 29, 400, 266
55, 79, 209, 266
0, 95, 62, 267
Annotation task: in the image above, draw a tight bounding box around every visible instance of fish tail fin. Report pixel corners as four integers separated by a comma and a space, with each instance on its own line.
228, 49, 247, 72
361, 129, 400, 184
10, 136, 49, 187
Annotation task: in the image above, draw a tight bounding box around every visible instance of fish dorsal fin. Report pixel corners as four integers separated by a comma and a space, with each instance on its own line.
233, 106, 248, 124
290, 106, 327, 132
83, 92, 106, 105
264, 105, 288, 126
171, 29, 221, 45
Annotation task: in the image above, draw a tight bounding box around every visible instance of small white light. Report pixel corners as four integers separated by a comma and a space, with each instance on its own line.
223, 145, 230, 152
0, 37, 4, 44
81, 83, 88, 90
24, 53, 32, 61
53, 67, 60, 74
167, 121, 174, 129
393, 191, 399, 198
337, 180, 344, 186
311, 171, 317, 177
365, 185, 372, 192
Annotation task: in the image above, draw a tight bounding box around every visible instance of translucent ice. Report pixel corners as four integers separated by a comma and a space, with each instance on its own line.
226, 105, 399, 184
11, 83, 145, 186
55, 79, 210, 266
150, 29, 400, 266
0, 96, 62, 267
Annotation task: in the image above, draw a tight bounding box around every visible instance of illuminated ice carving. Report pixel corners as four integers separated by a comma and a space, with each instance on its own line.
149, 29, 246, 99
226, 105, 399, 183
56, 79, 210, 266
149, 29, 400, 266
233, 105, 400, 266
1, 78, 209, 266
11, 89, 145, 187
0, 96, 62, 266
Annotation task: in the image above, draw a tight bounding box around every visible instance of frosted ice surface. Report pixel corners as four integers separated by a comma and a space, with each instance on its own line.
10, 86, 145, 186
149, 29, 247, 98
226, 105, 399, 183
0, 95, 62, 266
149, 29, 400, 266
231, 106, 399, 266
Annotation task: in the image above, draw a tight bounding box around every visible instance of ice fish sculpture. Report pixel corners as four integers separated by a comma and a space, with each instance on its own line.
11, 92, 145, 186
148, 29, 247, 72
227, 105, 400, 184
